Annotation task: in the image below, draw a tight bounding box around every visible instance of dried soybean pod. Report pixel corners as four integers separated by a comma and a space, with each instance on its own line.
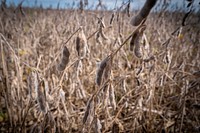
57, 46, 70, 71
112, 122, 119, 133
110, 12, 115, 25
127, 2, 130, 17
76, 28, 87, 57
130, 31, 138, 51
76, 36, 81, 56
130, 25, 146, 51
94, 116, 102, 133
100, 27, 108, 40
134, 41, 142, 58
83, 97, 94, 125
37, 80, 47, 113
96, 56, 111, 86
193, 71, 200, 78
124, 2, 131, 17
134, 26, 146, 58
84, 0, 88, 5
130, 0, 157, 26
28, 72, 35, 100
109, 84, 116, 110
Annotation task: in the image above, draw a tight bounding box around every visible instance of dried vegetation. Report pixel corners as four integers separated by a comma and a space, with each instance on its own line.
0, 2, 200, 133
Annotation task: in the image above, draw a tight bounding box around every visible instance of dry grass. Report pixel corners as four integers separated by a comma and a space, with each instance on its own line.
0, 6, 200, 133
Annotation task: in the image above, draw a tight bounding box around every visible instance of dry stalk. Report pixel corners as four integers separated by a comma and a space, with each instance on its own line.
97, 16, 106, 28
60, 88, 69, 120
36, 55, 43, 70
103, 103, 125, 133
87, 29, 100, 40
87, 26, 112, 40
0, 38, 13, 127
77, 76, 86, 98
0, 33, 40, 73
